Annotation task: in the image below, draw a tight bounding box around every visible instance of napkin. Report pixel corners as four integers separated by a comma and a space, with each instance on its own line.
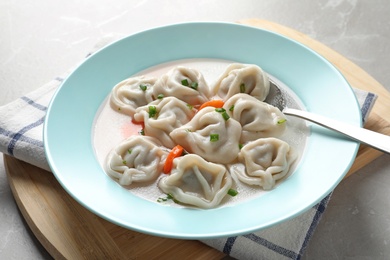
0, 38, 377, 260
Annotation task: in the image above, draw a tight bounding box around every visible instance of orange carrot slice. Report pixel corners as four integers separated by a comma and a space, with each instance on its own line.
163, 145, 184, 174
198, 99, 224, 110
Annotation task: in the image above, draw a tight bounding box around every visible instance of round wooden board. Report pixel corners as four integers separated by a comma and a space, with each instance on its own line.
4, 19, 390, 259
4, 155, 226, 259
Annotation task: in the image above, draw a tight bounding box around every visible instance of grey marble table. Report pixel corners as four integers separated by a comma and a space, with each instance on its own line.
1, 1, 390, 259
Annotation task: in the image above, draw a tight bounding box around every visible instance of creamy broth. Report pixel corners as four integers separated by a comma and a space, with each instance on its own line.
93, 59, 309, 208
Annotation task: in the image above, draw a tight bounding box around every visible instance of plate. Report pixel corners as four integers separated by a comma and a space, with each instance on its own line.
44, 22, 361, 239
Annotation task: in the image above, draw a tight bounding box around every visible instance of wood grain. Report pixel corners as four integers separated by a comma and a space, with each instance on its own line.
4, 155, 225, 259
4, 19, 390, 259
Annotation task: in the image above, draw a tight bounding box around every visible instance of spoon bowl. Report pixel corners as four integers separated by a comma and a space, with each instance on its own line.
266, 79, 390, 154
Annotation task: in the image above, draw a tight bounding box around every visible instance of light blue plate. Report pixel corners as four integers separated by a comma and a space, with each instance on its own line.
44, 22, 361, 239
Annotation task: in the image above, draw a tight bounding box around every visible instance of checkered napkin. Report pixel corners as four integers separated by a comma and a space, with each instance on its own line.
0, 39, 377, 259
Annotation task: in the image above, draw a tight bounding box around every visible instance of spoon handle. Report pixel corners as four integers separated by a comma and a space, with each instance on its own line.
283, 108, 390, 154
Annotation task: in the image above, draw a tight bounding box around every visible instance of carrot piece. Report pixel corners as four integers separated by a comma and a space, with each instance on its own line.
131, 117, 144, 128
163, 145, 184, 174
198, 99, 224, 110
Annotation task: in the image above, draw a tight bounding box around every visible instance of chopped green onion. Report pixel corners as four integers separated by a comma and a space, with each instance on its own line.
157, 197, 167, 203
215, 108, 229, 121
157, 194, 171, 202
157, 193, 180, 203
238, 143, 243, 150
169, 194, 181, 204
229, 105, 235, 112
122, 160, 127, 165
148, 106, 157, 118
221, 111, 230, 121
240, 83, 246, 93
186, 104, 193, 109
181, 79, 189, 86
127, 149, 132, 154
157, 94, 164, 99
139, 129, 145, 135
190, 82, 198, 90
227, 188, 238, 197
210, 134, 219, 142
277, 118, 287, 124
139, 84, 147, 91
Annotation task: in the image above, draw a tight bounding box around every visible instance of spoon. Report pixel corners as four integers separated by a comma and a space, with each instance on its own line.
265, 80, 390, 154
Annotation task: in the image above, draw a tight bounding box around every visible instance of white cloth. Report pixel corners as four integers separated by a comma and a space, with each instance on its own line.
0, 39, 377, 260
201, 194, 330, 259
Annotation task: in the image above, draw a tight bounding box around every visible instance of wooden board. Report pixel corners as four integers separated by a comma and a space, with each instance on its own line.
4, 19, 390, 259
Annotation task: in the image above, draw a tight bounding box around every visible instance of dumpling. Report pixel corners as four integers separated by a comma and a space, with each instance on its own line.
223, 93, 287, 143
105, 136, 167, 185
158, 154, 233, 209
231, 137, 296, 190
152, 66, 211, 106
212, 63, 270, 101
170, 107, 242, 164
110, 76, 156, 116
133, 96, 197, 149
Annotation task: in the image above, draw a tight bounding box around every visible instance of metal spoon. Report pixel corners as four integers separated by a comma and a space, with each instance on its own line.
264, 80, 390, 154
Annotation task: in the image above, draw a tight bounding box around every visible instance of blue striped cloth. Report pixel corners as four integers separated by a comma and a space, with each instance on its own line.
0, 39, 377, 259
201, 194, 331, 259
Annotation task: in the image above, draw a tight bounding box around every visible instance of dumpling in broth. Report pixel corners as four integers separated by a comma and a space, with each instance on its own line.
110, 76, 156, 116
158, 154, 232, 209
212, 63, 270, 101
223, 93, 287, 144
170, 106, 242, 164
152, 66, 211, 106
230, 137, 296, 190
133, 96, 197, 149
105, 136, 167, 185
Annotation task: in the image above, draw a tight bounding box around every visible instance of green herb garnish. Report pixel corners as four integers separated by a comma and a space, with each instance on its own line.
277, 118, 287, 125
139, 84, 147, 91
139, 129, 145, 135
157, 193, 179, 203
210, 134, 219, 142
181, 79, 189, 86
157, 94, 164, 99
190, 82, 198, 90
122, 160, 127, 165
215, 108, 229, 121
187, 104, 193, 110
227, 188, 238, 197
222, 111, 230, 121
240, 83, 246, 93
127, 149, 132, 154
238, 143, 244, 150
148, 105, 157, 118
157, 194, 173, 203
229, 105, 235, 112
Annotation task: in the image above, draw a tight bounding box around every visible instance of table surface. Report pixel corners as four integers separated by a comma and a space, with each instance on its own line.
1, 1, 390, 259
